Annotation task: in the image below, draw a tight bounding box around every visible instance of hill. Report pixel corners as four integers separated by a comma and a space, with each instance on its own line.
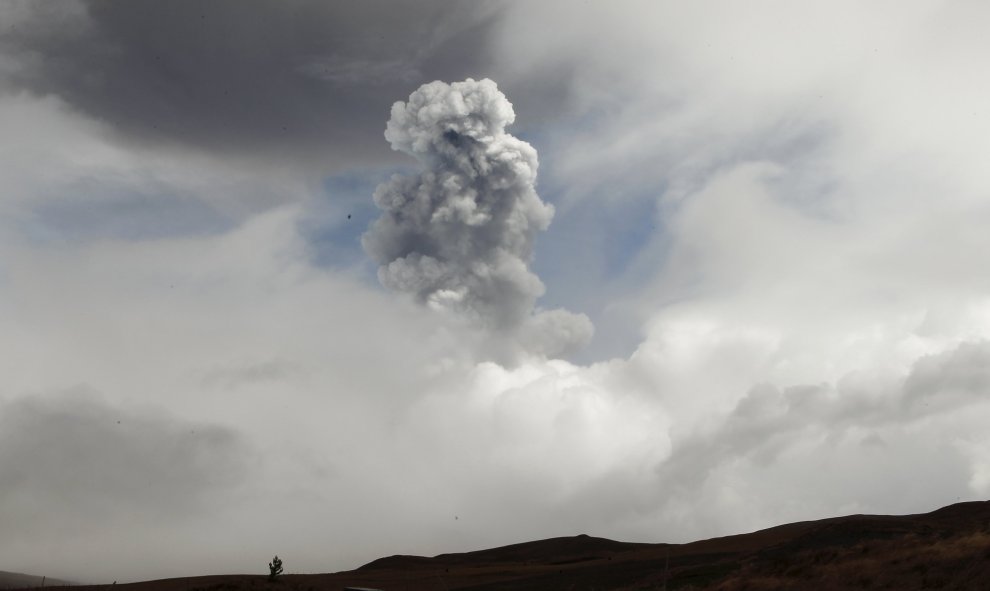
0, 571, 73, 589
10, 500, 990, 590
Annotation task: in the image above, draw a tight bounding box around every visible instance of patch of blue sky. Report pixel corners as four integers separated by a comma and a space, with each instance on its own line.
538, 188, 663, 281
510, 113, 677, 359
22, 182, 233, 246
298, 166, 414, 278
532, 181, 672, 361
513, 104, 609, 160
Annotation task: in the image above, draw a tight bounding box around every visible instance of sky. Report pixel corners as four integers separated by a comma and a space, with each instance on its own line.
2, 0, 990, 583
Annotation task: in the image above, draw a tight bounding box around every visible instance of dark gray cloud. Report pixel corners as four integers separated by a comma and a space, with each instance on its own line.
0, 388, 247, 535
0, 0, 502, 168
902, 341, 990, 416
362, 78, 592, 356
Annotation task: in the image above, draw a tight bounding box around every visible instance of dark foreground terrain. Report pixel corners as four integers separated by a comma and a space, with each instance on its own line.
0, 573, 73, 589
11, 501, 990, 590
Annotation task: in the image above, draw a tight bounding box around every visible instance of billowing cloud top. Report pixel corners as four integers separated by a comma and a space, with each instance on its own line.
364, 78, 592, 357
384, 79, 517, 155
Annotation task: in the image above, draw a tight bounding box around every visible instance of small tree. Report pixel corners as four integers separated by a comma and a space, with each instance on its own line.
268, 555, 283, 582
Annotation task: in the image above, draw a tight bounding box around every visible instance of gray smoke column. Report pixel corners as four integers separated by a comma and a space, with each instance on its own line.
363, 78, 592, 357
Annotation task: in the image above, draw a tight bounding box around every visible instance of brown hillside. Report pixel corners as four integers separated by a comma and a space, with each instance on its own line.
0, 572, 73, 589
13, 501, 990, 591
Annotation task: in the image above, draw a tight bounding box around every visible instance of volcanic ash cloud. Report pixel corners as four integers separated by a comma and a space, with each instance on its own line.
363, 78, 591, 358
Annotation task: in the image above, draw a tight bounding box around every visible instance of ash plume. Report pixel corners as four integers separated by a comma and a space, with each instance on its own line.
363, 78, 591, 357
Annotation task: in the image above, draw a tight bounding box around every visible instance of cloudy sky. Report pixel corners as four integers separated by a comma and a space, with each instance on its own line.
3, 0, 990, 583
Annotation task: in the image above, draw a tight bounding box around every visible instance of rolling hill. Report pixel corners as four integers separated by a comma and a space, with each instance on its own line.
0, 572, 73, 589
9, 500, 990, 590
